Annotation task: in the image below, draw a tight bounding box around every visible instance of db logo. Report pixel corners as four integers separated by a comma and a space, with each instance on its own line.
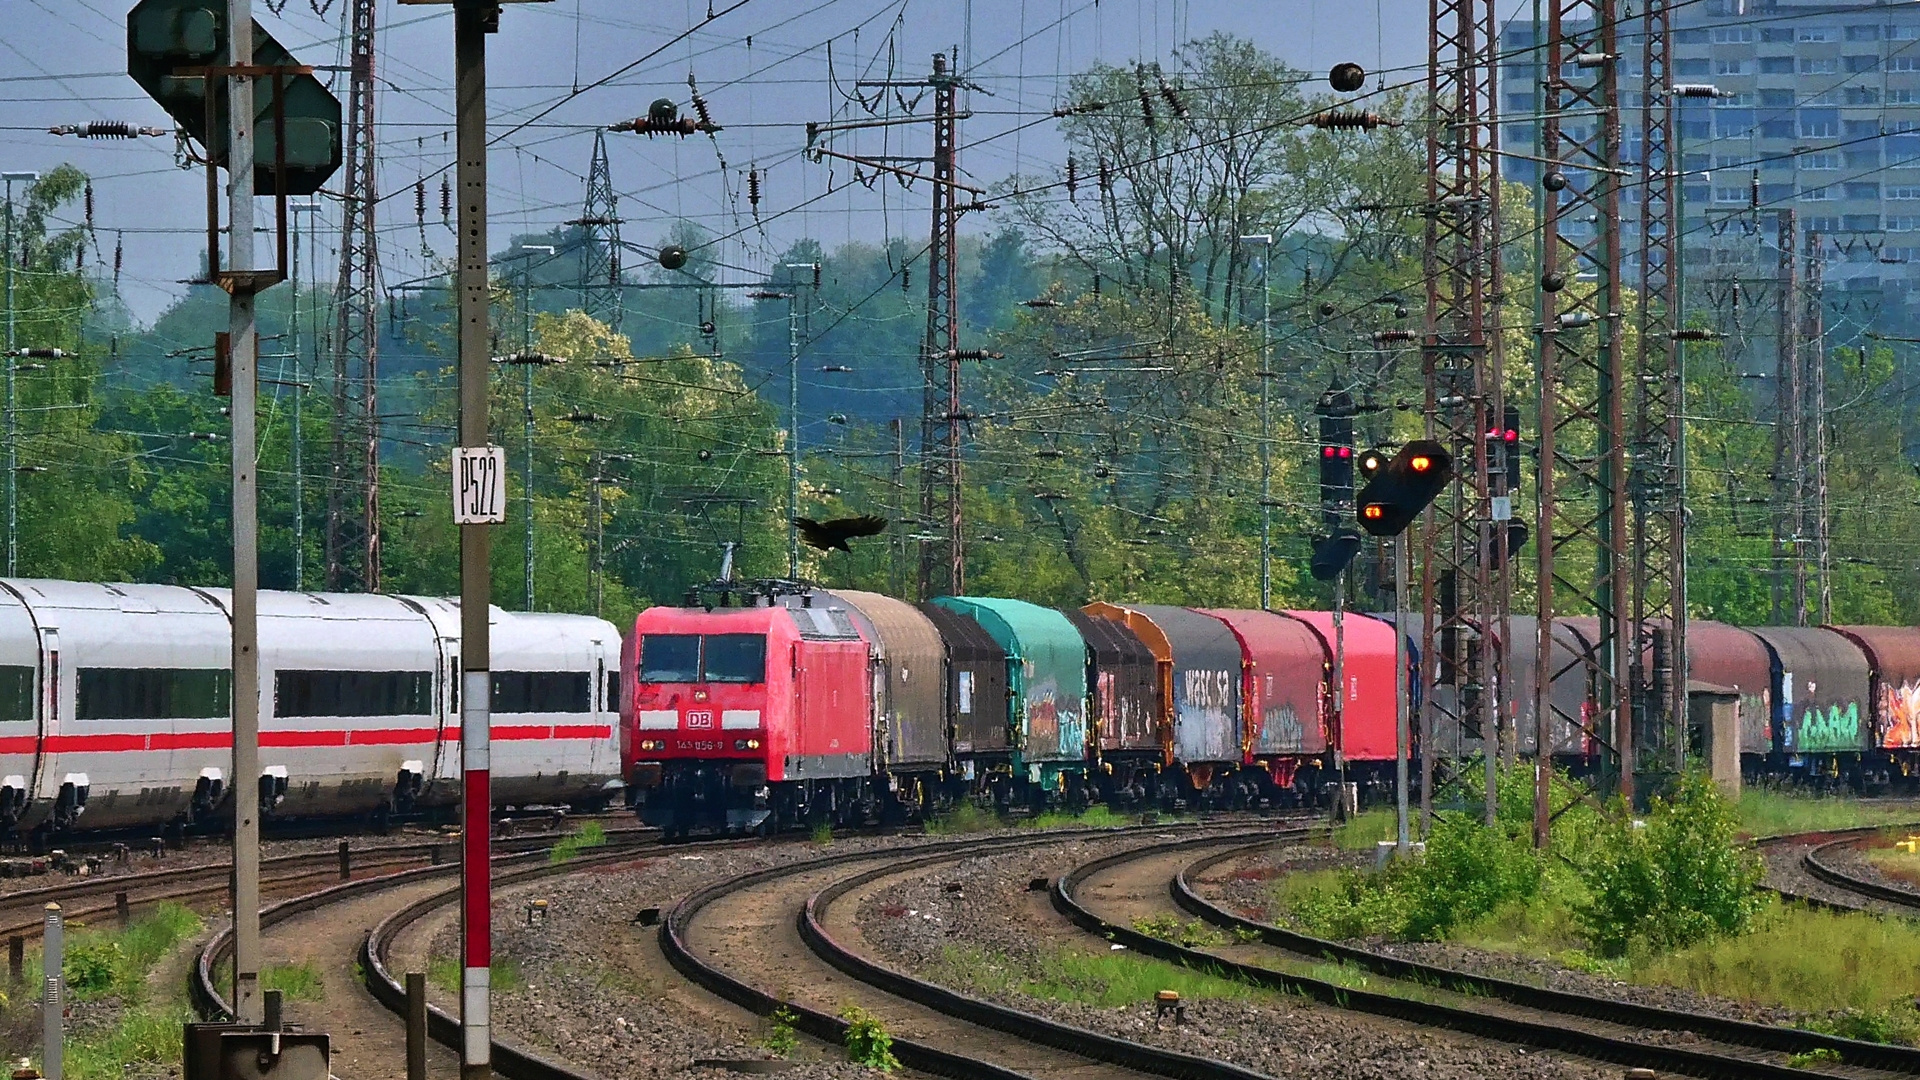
686, 710, 714, 729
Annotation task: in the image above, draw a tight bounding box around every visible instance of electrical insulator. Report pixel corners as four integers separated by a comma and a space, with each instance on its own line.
1158, 77, 1189, 121
1668, 84, 1721, 98
747, 168, 762, 217
113, 232, 123, 286
48, 121, 166, 139
1097, 157, 1113, 195
812, 263, 822, 290
1670, 328, 1719, 341
690, 90, 715, 132
1371, 329, 1415, 344
415, 180, 426, 224
1136, 69, 1156, 129
84, 182, 94, 233
1309, 110, 1388, 130
440, 176, 452, 224
1750, 169, 1760, 210
1065, 156, 1078, 202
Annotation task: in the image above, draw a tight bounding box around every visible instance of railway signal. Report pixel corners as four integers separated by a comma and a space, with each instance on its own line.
1356, 440, 1453, 537
1317, 389, 1355, 531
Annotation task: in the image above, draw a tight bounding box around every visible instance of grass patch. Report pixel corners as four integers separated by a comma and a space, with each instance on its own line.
549, 820, 607, 864
1131, 913, 1224, 948
1330, 807, 1397, 851
64, 1002, 196, 1080
929, 942, 1268, 1008
1865, 844, 1920, 885
262, 960, 324, 1001
1736, 790, 1917, 838
429, 954, 525, 996
1635, 899, 1920, 1018
922, 801, 1000, 835
1028, 804, 1133, 831
62, 902, 204, 1002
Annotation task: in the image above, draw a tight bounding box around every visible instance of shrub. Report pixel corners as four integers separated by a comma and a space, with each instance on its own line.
1574, 770, 1763, 958
840, 1006, 898, 1071
65, 938, 122, 998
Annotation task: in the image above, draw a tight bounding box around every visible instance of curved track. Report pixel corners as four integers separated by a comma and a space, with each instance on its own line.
1054, 833, 1904, 1080
1801, 834, 1920, 912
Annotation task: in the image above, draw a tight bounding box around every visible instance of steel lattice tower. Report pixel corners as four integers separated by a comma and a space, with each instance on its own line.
1772, 211, 1803, 626
1538, 0, 1632, 806
918, 53, 963, 599
1632, 0, 1688, 779
569, 128, 622, 330
1419, 0, 1506, 825
326, 0, 380, 591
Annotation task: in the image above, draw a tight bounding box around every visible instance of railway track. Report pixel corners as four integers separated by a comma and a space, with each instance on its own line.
1053, 832, 1909, 1080
1801, 834, 1920, 912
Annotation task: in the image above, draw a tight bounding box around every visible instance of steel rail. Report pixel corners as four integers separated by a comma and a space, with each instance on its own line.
1053, 834, 1867, 1080
1804, 835, 1920, 912
1172, 839, 1920, 1074
660, 821, 1306, 1080
800, 828, 1302, 1080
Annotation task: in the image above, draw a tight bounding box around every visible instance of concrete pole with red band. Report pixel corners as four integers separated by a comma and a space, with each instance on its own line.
454, 3, 492, 1076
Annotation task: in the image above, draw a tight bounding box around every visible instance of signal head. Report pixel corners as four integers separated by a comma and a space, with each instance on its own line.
1357, 449, 1387, 479
1361, 504, 1386, 522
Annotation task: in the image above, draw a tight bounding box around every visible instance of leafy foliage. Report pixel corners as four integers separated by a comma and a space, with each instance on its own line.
839, 1006, 899, 1071
1573, 772, 1764, 958
764, 1005, 800, 1057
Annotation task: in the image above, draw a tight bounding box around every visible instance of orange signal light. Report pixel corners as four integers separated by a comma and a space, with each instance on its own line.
1410, 454, 1433, 472
1362, 504, 1386, 520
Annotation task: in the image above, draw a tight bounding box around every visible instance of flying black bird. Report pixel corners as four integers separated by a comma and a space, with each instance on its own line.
796, 515, 888, 553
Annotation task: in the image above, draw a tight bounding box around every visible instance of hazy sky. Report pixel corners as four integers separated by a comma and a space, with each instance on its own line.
2, 1, 1430, 324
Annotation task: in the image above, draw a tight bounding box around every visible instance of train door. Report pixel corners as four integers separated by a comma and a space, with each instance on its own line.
430, 635, 461, 792
0, 589, 41, 827
28, 627, 58, 820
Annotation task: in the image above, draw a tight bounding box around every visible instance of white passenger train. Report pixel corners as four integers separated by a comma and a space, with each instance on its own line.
0, 580, 624, 843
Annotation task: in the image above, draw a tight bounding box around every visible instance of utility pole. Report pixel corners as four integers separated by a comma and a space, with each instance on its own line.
1773, 210, 1802, 626
891, 418, 906, 597
515, 244, 555, 610
1805, 233, 1829, 625
327, 0, 380, 592
224, 0, 263, 1024
1423, 0, 1504, 828
3, 170, 38, 578
1240, 233, 1273, 610
806, 53, 983, 598
289, 198, 319, 591
782, 264, 816, 580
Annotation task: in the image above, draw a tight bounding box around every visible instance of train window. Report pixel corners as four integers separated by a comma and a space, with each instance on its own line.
702, 634, 766, 684
605, 670, 620, 711
491, 671, 591, 713
0, 666, 30, 724
78, 668, 231, 720
275, 670, 432, 717
639, 634, 700, 682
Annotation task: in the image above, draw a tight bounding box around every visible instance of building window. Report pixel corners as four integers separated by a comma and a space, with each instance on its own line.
1845, 214, 1881, 230
1890, 88, 1919, 104
274, 670, 433, 717
1678, 28, 1710, 44
1715, 59, 1748, 76
1761, 183, 1794, 203
1798, 153, 1841, 170
1760, 89, 1794, 107
78, 668, 231, 721
1800, 111, 1840, 137
1806, 216, 1842, 232
1799, 58, 1839, 75
1887, 216, 1920, 231
1675, 58, 1711, 77
1845, 55, 1880, 73
491, 671, 592, 714
1891, 24, 1920, 42
1715, 109, 1754, 136
1888, 186, 1920, 200
1847, 149, 1883, 168
1759, 57, 1796, 75
1713, 26, 1753, 44
1846, 182, 1882, 199
1844, 87, 1881, 104
1714, 187, 1748, 203
1801, 185, 1832, 201
1846, 24, 1882, 41
1798, 26, 1836, 43
1892, 56, 1920, 72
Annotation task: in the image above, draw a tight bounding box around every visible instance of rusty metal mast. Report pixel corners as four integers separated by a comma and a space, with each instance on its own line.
569, 128, 622, 331
326, 0, 380, 590
1538, 0, 1631, 809
1420, 0, 1505, 827
920, 52, 963, 599
1772, 210, 1803, 626
1633, 0, 1688, 779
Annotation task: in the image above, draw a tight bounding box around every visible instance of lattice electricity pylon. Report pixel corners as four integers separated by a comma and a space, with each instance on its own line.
1805, 234, 1830, 625
1419, 0, 1507, 825
1771, 211, 1804, 626
1538, 0, 1632, 802
568, 128, 623, 330
1631, 0, 1688, 782
920, 52, 963, 599
326, 0, 380, 592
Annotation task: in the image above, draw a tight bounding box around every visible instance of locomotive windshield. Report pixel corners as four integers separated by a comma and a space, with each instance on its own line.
703, 634, 767, 683
640, 634, 701, 682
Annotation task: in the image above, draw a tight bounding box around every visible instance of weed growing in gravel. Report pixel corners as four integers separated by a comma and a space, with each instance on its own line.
430, 955, 526, 995
1330, 807, 1397, 850
262, 960, 324, 1001
64, 902, 203, 1002
549, 820, 608, 864
1131, 914, 1223, 948
922, 802, 998, 834
1804, 1004, 1920, 1045
811, 823, 834, 845
929, 942, 1265, 1007
764, 1005, 800, 1057
1028, 805, 1132, 831
1787, 1047, 1844, 1068
839, 1006, 898, 1070
64, 1003, 196, 1080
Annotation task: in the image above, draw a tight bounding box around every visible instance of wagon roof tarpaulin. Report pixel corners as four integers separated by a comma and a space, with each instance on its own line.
1749, 626, 1871, 755
1828, 625, 1920, 750
931, 597, 1088, 766
1199, 608, 1327, 757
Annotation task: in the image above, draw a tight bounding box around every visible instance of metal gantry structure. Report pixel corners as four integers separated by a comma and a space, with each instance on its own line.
326, 0, 381, 591
920, 52, 964, 599
1633, 0, 1690, 779
569, 128, 623, 331
1538, 0, 1633, 807
1419, 0, 1505, 827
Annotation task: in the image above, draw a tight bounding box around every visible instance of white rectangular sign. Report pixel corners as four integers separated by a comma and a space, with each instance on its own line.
453, 446, 507, 524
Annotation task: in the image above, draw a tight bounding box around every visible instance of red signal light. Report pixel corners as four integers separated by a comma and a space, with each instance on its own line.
1505, 429, 1519, 442
1338, 446, 1352, 458
1322, 447, 1336, 457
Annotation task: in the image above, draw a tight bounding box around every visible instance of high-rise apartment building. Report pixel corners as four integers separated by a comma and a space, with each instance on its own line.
1501, 1, 1920, 305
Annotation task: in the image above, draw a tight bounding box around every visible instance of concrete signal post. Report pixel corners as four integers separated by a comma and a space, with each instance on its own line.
399, 2, 550, 1076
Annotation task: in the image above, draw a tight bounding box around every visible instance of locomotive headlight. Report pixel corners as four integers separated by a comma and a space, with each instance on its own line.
733, 738, 762, 751
748, 738, 761, 750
